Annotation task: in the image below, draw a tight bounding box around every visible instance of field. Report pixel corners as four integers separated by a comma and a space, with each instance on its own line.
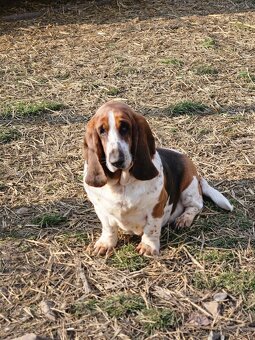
0, 0, 255, 339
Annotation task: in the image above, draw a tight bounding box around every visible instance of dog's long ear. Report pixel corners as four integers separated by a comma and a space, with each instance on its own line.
130, 114, 159, 181
83, 119, 107, 187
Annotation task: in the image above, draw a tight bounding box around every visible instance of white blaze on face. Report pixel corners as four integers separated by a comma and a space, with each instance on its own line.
107, 111, 119, 148
106, 111, 132, 172
106, 111, 119, 172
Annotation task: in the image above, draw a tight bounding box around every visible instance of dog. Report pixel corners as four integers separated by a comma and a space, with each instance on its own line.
83, 101, 233, 256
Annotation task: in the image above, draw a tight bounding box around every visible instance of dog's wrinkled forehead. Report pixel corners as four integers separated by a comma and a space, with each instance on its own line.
96, 101, 135, 116
94, 101, 135, 130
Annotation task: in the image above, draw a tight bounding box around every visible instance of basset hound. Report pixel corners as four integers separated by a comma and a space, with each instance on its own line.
83, 101, 233, 256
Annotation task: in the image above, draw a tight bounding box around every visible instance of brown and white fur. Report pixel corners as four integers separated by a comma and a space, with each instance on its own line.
83, 101, 233, 256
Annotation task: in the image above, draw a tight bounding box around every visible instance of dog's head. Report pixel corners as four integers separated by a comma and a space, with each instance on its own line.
83, 101, 159, 187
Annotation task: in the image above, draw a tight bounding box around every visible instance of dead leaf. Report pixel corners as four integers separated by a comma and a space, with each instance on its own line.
187, 312, 211, 326
203, 301, 220, 317
16, 207, 30, 215
213, 292, 228, 302
39, 300, 56, 321
75, 258, 91, 294
23, 306, 34, 319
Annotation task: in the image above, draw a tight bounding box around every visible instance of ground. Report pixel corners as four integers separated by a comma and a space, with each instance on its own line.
0, 0, 255, 339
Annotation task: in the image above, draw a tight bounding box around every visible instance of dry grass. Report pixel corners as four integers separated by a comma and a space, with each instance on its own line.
0, 0, 255, 339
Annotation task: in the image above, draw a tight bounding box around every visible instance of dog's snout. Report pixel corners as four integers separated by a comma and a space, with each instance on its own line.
109, 147, 125, 169
111, 159, 125, 168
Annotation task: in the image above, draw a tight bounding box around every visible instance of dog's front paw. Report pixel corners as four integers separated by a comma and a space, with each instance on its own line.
93, 237, 116, 256
175, 214, 193, 228
136, 242, 159, 256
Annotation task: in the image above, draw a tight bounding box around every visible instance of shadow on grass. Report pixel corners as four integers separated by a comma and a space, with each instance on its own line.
160, 177, 255, 251
0, 109, 89, 126
160, 199, 254, 251
0, 101, 89, 126
0, 197, 98, 241
1, 0, 255, 36
141, 103, 255, 117
0, 102, 254, 129
1, 178, 254, 252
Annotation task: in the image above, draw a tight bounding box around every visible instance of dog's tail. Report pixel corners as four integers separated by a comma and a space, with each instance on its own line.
200, 178, 233, 211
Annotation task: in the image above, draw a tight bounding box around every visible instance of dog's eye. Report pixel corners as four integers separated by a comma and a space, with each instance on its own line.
99, 126, 106, 135
119, 122, 129, 135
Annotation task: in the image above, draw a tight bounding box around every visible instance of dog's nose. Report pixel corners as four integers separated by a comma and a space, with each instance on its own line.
111, 159, 125, 169
109, 146, 125, 169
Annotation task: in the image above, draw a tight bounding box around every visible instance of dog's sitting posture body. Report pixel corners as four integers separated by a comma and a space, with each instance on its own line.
83, 101, 233, 256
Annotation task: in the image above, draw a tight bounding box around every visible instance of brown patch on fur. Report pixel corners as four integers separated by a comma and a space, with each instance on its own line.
152, 176, 168, 218
83, 116, 107, 187
114, 112, 133, 147
180, 155, 200, 192
93, 114, 109, 153
113, 112, 124, 129
130, 113, 159, 181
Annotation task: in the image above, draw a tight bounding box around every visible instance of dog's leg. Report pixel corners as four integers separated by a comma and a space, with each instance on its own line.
93, 208, 118, 255
175, 176, 203, 228
175, 206, 201, 228
136, 216, 162, 256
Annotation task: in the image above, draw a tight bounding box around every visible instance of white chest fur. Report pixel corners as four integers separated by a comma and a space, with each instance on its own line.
83, 152, 165, 235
